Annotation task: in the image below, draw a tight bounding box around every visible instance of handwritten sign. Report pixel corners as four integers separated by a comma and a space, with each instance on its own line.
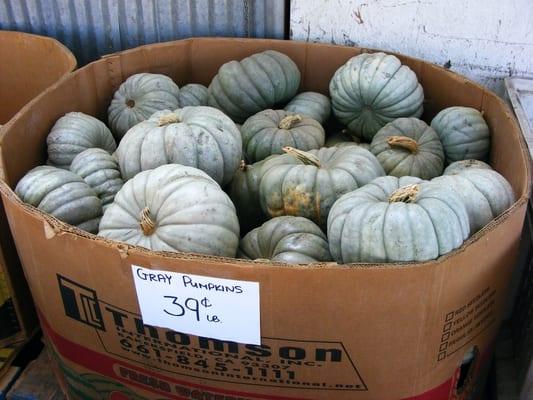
131, 265, 261, 344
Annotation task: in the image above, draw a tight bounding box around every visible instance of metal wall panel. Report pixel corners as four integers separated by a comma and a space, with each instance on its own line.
0, 0, 286, 65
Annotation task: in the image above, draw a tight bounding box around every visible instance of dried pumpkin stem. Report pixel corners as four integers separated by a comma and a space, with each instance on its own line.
282, 146, 321, 167
279, 114, 302, 129
387, 135, 419, 154
389, 184, 420, 203
158, 113, 181, 126
139, 207, 156, 235
239, 159, 248, 171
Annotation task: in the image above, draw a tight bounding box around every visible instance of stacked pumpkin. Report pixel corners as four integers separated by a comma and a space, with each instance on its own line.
15, 50, 515, 265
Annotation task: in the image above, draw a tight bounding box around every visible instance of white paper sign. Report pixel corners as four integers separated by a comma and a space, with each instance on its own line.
131, 265, 261, 345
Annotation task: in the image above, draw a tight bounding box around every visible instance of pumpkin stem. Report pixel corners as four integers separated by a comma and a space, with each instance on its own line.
126, 99, 135, 108
282, 146, 321, 167
387, 136, 419, 154
158, 113, 181, 126
139, 207, 156, 235
389, 184, 420, 203
279, 114, 302, 130
239, 159, 249, 171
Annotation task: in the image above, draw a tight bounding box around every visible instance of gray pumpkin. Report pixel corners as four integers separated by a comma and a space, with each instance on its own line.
241, 110, 325, 163
444, 159, 492, 175
70, 148, 124, 211
259, 146, 385, 227
115, 107, 242, 186
98, 164, 240, 257
327, 176, 470, 263
47, 112, 117, 169
329, 52, 424, 142
238, 216, 332, 264
208, 50, 301, 123
227, 157, 274, 234
284, 92, 331, 124
178, 83, 209, 107
431, 106, 490, 163
370, 118, 444, 179
108, 73, 180, 140
433, 169, 515, 233
15, 166, 103, 233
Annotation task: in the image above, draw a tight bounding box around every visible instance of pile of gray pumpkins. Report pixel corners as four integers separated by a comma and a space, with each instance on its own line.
16, 50, 515, 265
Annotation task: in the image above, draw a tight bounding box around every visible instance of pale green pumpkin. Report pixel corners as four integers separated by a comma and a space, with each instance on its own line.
178, 83, 209, 107
284, 92, 331, 124
433, 168, 515, 233
238, 216, 332, 264
443, 159, 492, 175
327, 176, 469, 263
108, 73, 180, 140
15, 166, 103, 233
431, 106, 490, 163
70, 148, 124, 211
47, 112, 116, 169
370, 118, 444, 179
329, 52, 424, 142
99, 164, 240, 257
241, 110, 325, 163
115, 107, 242, 186
208, 50, 301, 123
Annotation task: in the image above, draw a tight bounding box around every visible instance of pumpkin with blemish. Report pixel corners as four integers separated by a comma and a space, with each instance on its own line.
259, 146, 384, 227
443, 159, 492, 175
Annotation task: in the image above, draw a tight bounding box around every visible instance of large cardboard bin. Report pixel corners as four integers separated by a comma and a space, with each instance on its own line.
0, 30, 76, 347
0, 38, 530, 400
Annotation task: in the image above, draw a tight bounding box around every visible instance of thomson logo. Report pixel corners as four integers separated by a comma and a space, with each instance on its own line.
57, 275, 105, 330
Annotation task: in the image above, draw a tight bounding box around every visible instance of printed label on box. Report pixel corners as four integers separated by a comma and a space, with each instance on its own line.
131, 265, 261, 345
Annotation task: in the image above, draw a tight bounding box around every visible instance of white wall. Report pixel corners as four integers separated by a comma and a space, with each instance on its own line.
290, 0, 533, 96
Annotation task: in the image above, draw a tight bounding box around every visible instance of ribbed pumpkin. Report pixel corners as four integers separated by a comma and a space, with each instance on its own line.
108, 73, 180, 140
444, 159, 492, 175
259, 146, 385, 227
15, 166, 103, 233
238, 216, 332, 264
115, 107, 242, 186
329, 52, 424, 142
227, 157, 274, 234
70, 148, 124, 211
47, 112, 117, 169
178, 83, 209, 107
284, 92, 331, 124
370, 118, 444, 179
327, 176, 470, 263
208, 50, 301, 122
431, 106, 490, 162
325, 130, 372, 149
434, 168, 515, 233
98, 164, 240, 257
241, 110, 325, 163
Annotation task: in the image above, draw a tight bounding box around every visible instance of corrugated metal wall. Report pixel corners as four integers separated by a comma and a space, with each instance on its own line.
0, 0, 286, 65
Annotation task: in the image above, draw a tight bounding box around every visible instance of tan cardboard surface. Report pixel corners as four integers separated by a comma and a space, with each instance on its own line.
0, 38, 530, 399
0, 30, 76, 346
